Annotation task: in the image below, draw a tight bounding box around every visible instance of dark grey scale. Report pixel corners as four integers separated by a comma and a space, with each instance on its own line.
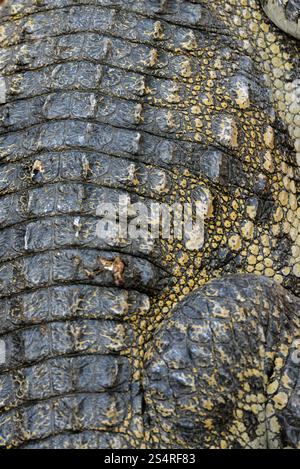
0, 249, 162, 299
0, 151, 174, 202
0, 285, 149, 335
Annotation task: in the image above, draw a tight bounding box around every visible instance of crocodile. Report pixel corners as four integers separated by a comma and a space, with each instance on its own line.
0, 0, 299, 449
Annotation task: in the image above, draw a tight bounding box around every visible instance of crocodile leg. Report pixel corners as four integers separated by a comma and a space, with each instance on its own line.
144, 274, 300, 449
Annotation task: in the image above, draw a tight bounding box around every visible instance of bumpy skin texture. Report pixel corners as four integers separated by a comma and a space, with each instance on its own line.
0, 0, 299, 449
144, 275, 300, 449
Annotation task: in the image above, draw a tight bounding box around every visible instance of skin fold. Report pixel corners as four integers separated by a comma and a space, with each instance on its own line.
0, 0, 299, 449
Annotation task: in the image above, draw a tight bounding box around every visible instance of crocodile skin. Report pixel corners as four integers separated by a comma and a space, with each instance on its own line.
261, 0, 300, 39
0, 0, 299, 449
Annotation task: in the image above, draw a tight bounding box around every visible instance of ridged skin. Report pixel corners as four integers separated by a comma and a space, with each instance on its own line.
0, 0, 299, 449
